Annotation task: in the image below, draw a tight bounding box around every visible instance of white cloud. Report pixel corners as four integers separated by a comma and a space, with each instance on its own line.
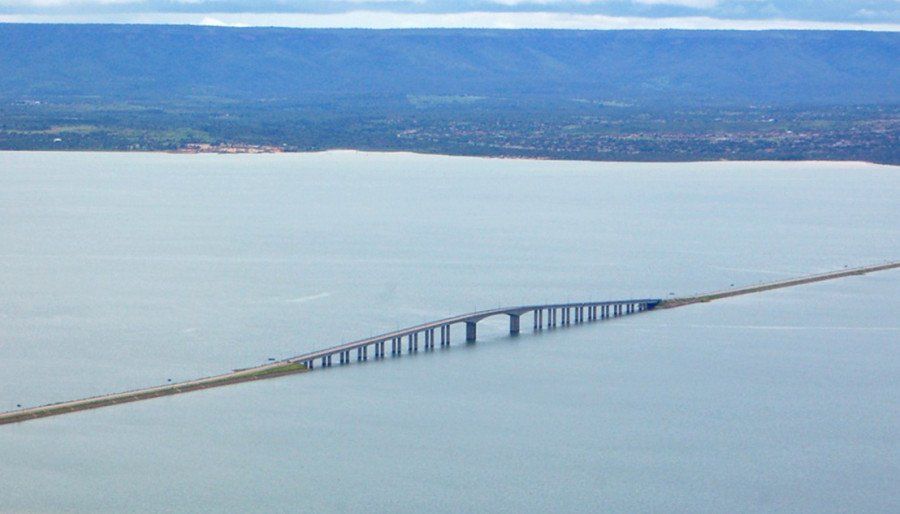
2, 9, 898, 30
634, 0, 718, 8
488, 0, 566, 6
425, 0, 717, 6
0, 0, 143, 5
334, 0, 428, 3
199, 16, 247, 26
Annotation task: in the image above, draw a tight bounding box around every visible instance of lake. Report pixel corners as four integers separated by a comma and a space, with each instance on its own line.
0, 151, 898, 513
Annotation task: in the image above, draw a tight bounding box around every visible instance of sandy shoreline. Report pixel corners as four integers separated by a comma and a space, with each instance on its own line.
0, 148, 895, 168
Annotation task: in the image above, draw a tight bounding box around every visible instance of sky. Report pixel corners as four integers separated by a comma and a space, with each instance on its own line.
0, 0, 898, 30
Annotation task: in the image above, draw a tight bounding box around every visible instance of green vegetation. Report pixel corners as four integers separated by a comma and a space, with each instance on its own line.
244, 362, 308, 378
2, 99, 896, 163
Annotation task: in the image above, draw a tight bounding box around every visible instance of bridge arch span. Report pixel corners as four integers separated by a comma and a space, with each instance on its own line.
290, 299, 662, 369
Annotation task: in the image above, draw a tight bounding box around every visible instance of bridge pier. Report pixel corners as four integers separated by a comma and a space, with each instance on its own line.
288, 298, 663, 374
509, 314, 520, 335
466, 321, 477, 342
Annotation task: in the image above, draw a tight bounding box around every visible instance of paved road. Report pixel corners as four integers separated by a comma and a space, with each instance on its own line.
659, 261, 900, 308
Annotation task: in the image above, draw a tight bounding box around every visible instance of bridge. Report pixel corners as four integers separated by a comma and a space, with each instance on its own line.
1, 260, 897, 425
287, 299, 661, 369
0, 298, 661, 425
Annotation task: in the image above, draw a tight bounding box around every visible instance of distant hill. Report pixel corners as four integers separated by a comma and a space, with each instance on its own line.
1, 24, 897, 163
2, 24, 898, 106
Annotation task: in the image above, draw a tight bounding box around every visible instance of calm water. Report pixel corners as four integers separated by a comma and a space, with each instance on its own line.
0, 151, 898, 513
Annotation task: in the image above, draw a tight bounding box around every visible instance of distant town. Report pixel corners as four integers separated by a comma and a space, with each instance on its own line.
176, 143, 284, 154
2, 101, 896, 164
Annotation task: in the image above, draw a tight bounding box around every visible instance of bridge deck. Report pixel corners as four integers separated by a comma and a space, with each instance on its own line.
286, 299, 661, 365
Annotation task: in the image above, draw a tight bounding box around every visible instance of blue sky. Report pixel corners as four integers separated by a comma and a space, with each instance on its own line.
0, 0, 898, 29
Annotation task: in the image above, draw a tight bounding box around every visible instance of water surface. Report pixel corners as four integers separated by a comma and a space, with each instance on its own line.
0, 152, 897, 513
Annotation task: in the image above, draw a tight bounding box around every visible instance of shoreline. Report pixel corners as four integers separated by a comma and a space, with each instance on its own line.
1, 148, 896, 168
